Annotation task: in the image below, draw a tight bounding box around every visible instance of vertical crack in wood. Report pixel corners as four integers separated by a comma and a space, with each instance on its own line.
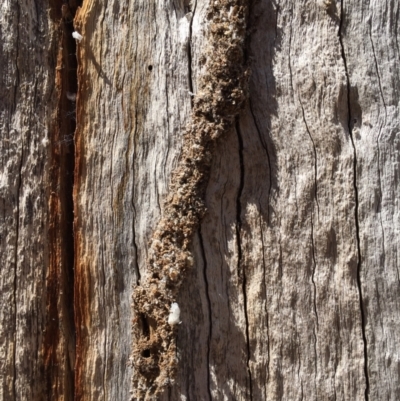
305, 90, 319, 350
310, 219, 319, 382
187, 0, 197, 108
369, 24, 387, 272
258, 214, 270, 395
13, 146, 23, 401
287, 7, 295, 97
235, 118, 253, 400
12, 0, 21, 114
131, 108, 141, 285
131, 1, 250, 399
11, 1, 22, 382
249, 103, 272, 224
99, 239, 107, 399
198, 228, 213, 401
11, 14, 22, 397
45, 1, 81, 399
338, 2, 369, 399
310, 212, 319, 330
299, 100, 319, 213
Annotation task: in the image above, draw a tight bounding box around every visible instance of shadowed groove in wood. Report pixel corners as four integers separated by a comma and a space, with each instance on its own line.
198, 228, 213, 400
235, 118, 253, 400
45, 1, 82, 400
338, 1, 369, 399
11, 3, 22, 398
131, 0, 250, 399
12, 126, 23, 401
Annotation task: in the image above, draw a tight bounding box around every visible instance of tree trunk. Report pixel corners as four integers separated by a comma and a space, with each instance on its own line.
1, 0, 399, 400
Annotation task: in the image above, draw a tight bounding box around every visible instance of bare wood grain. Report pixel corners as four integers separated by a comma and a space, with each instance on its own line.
1, 0, 400, 400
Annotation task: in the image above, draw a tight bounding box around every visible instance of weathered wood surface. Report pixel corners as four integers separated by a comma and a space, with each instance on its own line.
1, 0, 400, 400
0, 1, 68, 400
0, 0, 80, 399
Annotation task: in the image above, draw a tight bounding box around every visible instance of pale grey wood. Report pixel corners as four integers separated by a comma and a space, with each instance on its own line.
341, 1, 400, 399
72, 0, 198, 399
1, 0, 400, 400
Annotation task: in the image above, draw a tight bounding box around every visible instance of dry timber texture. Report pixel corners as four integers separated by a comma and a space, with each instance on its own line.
0, 0, 399, 400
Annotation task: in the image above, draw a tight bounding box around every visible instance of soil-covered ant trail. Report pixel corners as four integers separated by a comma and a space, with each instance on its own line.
131, 1, 250, 399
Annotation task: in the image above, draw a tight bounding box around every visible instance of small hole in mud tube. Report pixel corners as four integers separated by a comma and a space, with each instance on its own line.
148, 65, 153, 71
141, 349, 151, 358
139, 314, 150, 339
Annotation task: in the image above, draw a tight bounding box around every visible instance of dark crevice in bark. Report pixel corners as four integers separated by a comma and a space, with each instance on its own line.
198, 229, 213, 401
46, 1, 81, 399
292, 155, 300, 217
334, 380, 337, 401
11, 2, 22, 385
249, 102, 272, 223
278, 238, 283, 280
258, 214, 270, 392
338, 2, 369, 399
299, 100, 319, 214
395, 4, 400, 78
310, 211, 319, 401
13, 146, 23, 401
131, 111, 141, 285
369, 27, 387, 111
274, 3, 280, 39
310, 212, 319, 328
375, 121, 386, 272
369, 26, 387, 274
164, 38, 171, 179
235, 118, 253, 401
185, 361, 191, 401
287, 7, 294, 96
297, 347, 301, 378
11, 0, 21, 114
154, 168, 162, 214
187, 0, 197, 107
98, 2, 107, 68
100, 244, 107, 399
61, 7, 78, 397
312, 326, 318, 378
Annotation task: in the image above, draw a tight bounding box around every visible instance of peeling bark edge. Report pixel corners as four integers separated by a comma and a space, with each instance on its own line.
131, 1, 250, 399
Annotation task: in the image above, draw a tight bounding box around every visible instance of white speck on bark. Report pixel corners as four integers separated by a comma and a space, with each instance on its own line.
168, 303, 181, 325
72, 31, 83, 42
